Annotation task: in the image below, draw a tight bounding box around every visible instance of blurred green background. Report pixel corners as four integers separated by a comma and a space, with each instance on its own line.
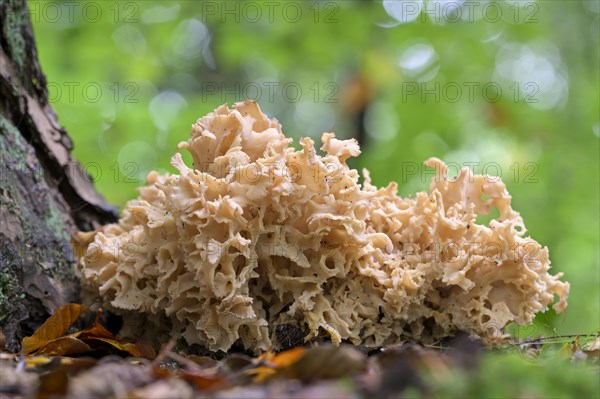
29, 0, 598, 338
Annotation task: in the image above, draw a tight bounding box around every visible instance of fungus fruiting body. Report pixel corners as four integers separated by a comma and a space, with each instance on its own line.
76, 101, 568, 353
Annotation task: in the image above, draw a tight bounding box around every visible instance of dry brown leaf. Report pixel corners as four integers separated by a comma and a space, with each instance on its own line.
188, 354, 221, 369
248, 347, 307, 383
75, 315, 115, 340
284, 345, 366, 383
247, 345, 365, 384
75, 312, 156, 358
25, 355, 97, 373
152, 362, 228, 391
83, 337, 155, 359
582, 335, 600, 358
180, 369, 229, 390
152, 366, 173, 379
0, 327, 6, 349
24, 355, 53, 368
28, 336, 92, 357
22, 304, 155, 359
22, 304, 88, 354
131, 341, 157, 360
37, 367, 68, 399
270, 347, 306, 368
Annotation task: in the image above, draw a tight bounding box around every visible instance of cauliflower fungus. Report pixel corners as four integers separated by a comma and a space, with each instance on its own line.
76, 100, 568, 353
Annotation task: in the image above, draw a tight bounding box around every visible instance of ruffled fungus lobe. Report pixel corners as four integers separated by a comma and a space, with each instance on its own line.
77, 101, 568, 353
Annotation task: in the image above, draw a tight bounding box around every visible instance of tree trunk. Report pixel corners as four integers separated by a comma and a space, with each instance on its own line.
0, 0, 117, 351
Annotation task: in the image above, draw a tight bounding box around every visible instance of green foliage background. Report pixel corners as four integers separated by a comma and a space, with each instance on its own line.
30, 0, 598, 357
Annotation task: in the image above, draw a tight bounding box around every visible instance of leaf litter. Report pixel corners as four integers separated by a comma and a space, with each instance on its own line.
1, 304, 598, 398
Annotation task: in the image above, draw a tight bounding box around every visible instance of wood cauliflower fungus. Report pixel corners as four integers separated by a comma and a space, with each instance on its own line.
76, 100, 568, 353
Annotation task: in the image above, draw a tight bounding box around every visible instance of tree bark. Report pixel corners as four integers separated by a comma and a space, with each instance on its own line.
0, 0, 117, 351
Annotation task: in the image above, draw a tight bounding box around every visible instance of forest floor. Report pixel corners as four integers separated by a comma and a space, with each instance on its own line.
1, 304, 598, 398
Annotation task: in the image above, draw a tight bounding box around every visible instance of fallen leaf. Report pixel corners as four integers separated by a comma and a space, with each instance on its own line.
86, 337, 140, 353
24, 355, 53, 368
152, 360, 228, 391
180, 369, 229, 390
75, 312, 156, 358
271, 347, 306, 368
22, 304, 88, 354
152, 365, 174, 379
75, 313, 115, 340
189, 354, 222, 370
248, 365, 278, 383
28, 336, 92, 357
25, 356, 97, 373
150, 344, 229, 391
0, 327, 6, 348
247, 347, 306, 383
132, 341, 157, 360
284, 345, 366, 382
59, 357, 99, 373
37, 367, 68, 399
248, 345, 365, 384
582, 335, 600, 358
22, 305, 155, 359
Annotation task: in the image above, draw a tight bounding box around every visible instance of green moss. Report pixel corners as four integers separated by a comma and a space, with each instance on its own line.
0, 268, 22, 324
0, 115, 26, 158
1, 115, 70, 244
1, 115, 74, 280
0, 119, 25, 217
44, 202, 71, 243
2, 0, 28, 73
422, 349, 600, 398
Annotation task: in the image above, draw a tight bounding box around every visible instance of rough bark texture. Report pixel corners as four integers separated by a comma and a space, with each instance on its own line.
0, 0, 117, 351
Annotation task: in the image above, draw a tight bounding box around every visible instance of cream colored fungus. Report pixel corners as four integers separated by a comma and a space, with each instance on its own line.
76, 101, 568, 353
